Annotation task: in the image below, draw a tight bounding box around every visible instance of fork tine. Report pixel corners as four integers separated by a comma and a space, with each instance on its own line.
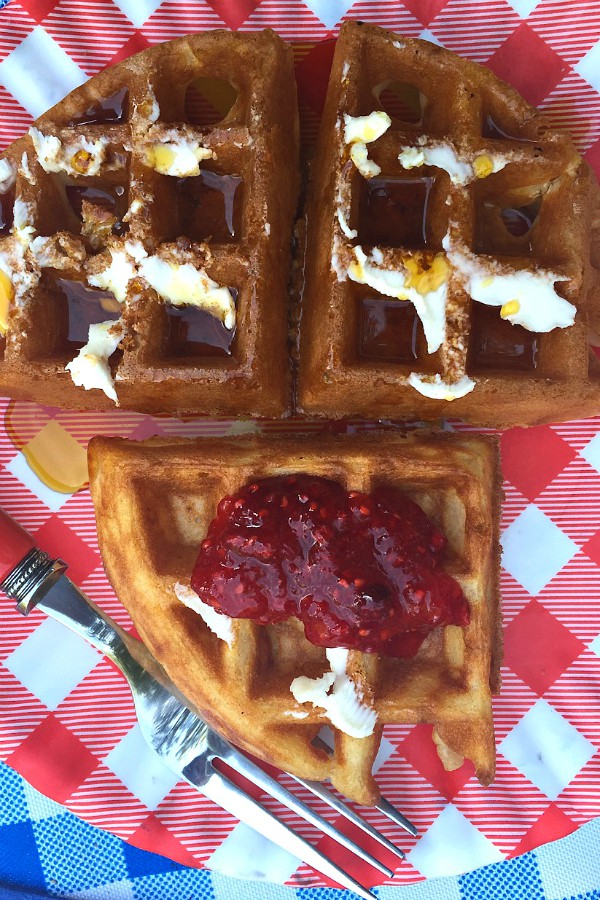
310, 734, 417, 838
375, 797, 418, 837
217, 742, 396, 877
291, 776, 407, 859
199, 764, 378, 900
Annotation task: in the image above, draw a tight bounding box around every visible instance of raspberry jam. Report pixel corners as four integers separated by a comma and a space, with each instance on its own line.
191, 474, 469, 657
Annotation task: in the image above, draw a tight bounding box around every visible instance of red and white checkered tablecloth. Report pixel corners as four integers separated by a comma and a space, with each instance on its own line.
0, 0, 599, 889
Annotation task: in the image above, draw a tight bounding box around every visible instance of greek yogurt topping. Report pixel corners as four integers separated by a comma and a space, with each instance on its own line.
29, 127, 107, 177
0, 157, 15, 191
65, 320, 125, 403
145, 139, 215, 177
174, 582, 234, 648
443, 234, 575, 332
343, 111, 391, 179
290, 648, 377, 738
346, 245, 448, 353
408, 372, 476, 401
138, 256, 235, 328
399, 139, 508, 185
88, 249, 136, 304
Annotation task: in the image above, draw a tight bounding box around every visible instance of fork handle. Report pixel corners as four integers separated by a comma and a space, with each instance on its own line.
0, 506, 141, 678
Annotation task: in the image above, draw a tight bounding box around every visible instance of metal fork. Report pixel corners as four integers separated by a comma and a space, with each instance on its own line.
0, 508, 417, 900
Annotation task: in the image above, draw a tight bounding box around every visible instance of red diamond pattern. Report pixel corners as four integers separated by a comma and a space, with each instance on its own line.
106, 30, 151, 67
6, 714, 98, 803
500, 426, 576, 502
129, 813, 200, 866
582, 529, 600, 566
509, 802, 578, 857
15, 0, 57, 23
504, 599, 585, 696
399, 723, 475, 800
486, 22, 570, 106
402, 0, 451, 27
205, 0, 262, 30
34, 514, 101, 586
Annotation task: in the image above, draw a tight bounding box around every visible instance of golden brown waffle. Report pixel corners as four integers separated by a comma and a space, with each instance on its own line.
298, 21, 600, 427
0, 30, 298, 416
88, 432, 502, 806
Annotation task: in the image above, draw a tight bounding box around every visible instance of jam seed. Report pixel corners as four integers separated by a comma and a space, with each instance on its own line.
234, 583, 244, 594
354, 577, 366, 588
281, 496, 289, 508
359, 505, 370, 516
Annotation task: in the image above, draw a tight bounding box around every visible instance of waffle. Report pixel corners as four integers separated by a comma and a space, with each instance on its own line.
298, 21, 600, 427
88, 432, 502, 806
0, 30, 298, 416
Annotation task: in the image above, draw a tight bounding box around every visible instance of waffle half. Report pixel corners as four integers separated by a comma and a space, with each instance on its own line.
298, 21, 600, 426
0, 30, 298, 416
88, 432, 502, 806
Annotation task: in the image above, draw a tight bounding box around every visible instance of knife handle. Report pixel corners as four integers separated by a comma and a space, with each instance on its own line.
0, 507, 36, 584
0, 507, 67, 615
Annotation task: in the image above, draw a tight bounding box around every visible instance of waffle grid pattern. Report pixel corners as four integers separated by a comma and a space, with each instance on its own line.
88, 433, 500, 808
0, 29, 297, 416
298, 22, 600, 426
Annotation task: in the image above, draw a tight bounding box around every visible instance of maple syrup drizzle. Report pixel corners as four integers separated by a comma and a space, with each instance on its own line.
476, 197, 540, 255
482, 114, 536, 143
68, 88, 129, 126
56, 278, 121, 349
164, 300, 237, 359
176, 170, 243, 243
359, 176, 433, 248
64, 180, 128, 236
359, 297, 421, 362
469, 303, 538, 372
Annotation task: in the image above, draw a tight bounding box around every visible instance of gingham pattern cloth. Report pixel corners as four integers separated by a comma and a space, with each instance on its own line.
0, 0, 600, 893
1, 760, 600, 899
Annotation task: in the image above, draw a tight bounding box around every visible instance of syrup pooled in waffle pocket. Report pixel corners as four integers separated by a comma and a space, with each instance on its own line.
298, 21, 600, 426
88, 432, 502, 807
0, 30, 298, 416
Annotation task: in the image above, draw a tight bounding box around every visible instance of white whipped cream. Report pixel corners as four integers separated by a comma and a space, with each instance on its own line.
12, 199, 36, 246
443, 235, 574, 331
29, 127, 107, 176
146, 139, 214, 177
290, 648, 377, 739
343, 111, 391, 179
346, 245, 447, 353
147, 87, 160, 123
88, 249, 136, 304
174, 583, 234, 648
139, 256, 235, 329
408, 372, 476, 400
399, 139, 507, 185
0, 157, 15, 191
65, 320, 124, 402
20, 151, 35, 184
336, 204, 357, 239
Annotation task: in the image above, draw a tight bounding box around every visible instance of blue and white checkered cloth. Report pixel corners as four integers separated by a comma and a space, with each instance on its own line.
0, 761, 599, 900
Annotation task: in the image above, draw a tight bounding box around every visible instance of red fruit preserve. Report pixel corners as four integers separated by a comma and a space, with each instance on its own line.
191, 474, 469, 657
